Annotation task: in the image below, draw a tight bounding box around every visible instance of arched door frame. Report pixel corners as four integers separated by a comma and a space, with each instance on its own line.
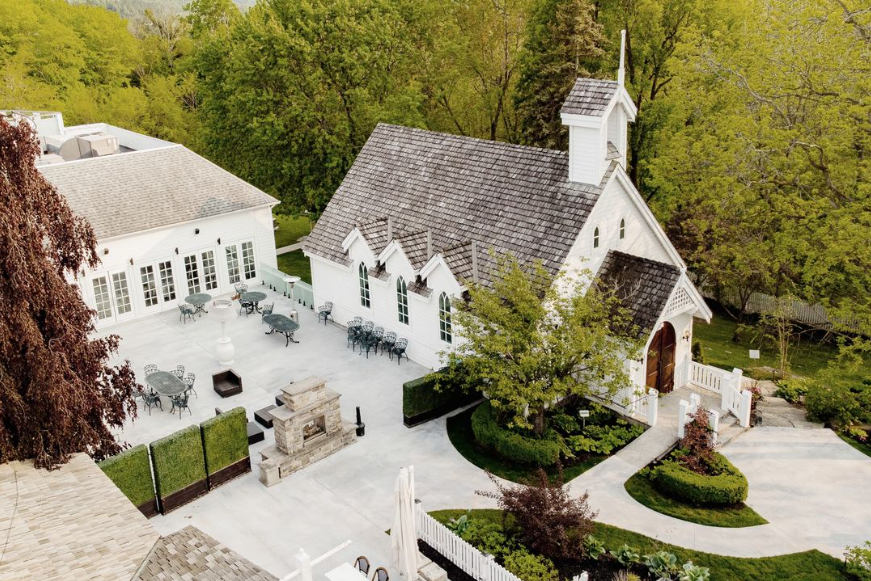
646, 321, 677, 394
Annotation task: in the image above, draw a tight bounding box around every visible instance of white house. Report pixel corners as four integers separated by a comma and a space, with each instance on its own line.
13, 111, 279, 326
304, 52, 713, 398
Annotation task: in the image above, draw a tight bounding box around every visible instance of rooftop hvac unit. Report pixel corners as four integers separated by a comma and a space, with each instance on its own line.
76, 133, 119, 158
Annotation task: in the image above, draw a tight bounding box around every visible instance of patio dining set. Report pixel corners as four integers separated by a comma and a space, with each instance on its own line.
345, 317, 409, 364
139, 364, 197, 419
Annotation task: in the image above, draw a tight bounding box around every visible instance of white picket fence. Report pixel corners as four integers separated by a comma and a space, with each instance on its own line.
686, 362, 752, 428
587, 385, 659, 427
417, 512, 522, 581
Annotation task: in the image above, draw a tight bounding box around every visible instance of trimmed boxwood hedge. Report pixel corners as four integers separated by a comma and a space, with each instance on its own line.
98, 444, 155, 507
403, 367, 478, 425
471, 401, 562, 467
201, 407, 249, 475
150, 425, 207, 498
651, 453, 748, 505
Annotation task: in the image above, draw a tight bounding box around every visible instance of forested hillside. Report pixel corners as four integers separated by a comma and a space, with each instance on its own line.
2, 0, 869, 354
69, 0, 255, 19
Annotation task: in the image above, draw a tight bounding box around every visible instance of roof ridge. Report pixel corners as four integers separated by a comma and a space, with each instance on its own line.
373, 123, 567, 158
606, 249, 679, 271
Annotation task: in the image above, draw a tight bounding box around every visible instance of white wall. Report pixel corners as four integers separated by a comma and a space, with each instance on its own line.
569, 125, 605, 185
80, 205, 277, 327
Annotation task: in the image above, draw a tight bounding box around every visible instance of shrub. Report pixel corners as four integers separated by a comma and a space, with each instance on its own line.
460, 519, 515, 560
610, 544, 642, 566
691, 340, 706, 365
805, 380, 871, 427
201, 407, 248, 475
98, 444, 155, 507
503, 550, 558, 581
150, 425, 207, 498
845, 541, 871, 581
549, 412, 580, 434
403, 366, 477, 420
679, 562, 711, 581
651, 453, 748, 505
478, 469, 596, 560
680, 407, 715, 473
774, 378, 809, 403
566, 421, 644, 455
471, 401, 562, 466
583, 534, 606, 560
644, 551, 679, 579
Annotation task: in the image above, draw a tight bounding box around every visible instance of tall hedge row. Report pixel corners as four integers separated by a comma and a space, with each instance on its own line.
150, 425, 207, 498
98, 444, 155, 507
471, 401, 562, 467
651, 453, 748, 505
403, 366, 478, 424
201, 407, 249, 475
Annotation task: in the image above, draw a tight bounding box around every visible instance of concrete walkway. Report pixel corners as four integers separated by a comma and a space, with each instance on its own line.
567, 388, 871, 558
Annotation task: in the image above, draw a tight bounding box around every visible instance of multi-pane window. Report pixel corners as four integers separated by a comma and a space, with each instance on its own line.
439, 292, 452, 344
111, 272, 132, 315
140, 265, 158, 307
158, 260, 176, 302
92, 276, 113, 320
619, 219, 625, 240
201, 250, 218, 291
184, 255, 201, 295
593, 227, 600, 249
241, 241, 256, 279
359, 264, 371, 308
396, 277, 409, 324
226, 245, 241, 284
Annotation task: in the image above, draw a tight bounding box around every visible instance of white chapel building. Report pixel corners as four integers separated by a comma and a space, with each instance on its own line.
304, 61, 712, 395
13, 111, 279, 327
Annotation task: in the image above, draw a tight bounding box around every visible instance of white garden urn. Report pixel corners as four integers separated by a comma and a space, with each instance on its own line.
211, 299, 237, 365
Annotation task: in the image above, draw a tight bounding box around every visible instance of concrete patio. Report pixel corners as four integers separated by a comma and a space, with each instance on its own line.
104, 286, 496, 578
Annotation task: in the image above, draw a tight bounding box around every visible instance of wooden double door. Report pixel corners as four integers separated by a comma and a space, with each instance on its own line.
646, 322, 676, 394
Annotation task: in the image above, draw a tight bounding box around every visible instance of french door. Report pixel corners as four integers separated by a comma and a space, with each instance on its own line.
182, 248, 219, 296
138, 259, 177, 312
224, 240, 257, 286
90, 268, 135, 324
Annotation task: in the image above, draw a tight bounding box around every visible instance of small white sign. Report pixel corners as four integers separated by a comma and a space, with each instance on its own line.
749, 349, 760, 360
578, 410, 590, 418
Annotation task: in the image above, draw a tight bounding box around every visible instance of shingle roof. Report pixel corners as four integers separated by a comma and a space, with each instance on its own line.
305, 124, 606, 285
0, 454, 160, 581
561, 79, 619, 116
133, 526, 276, 581
596, 250, 681, 337
38, 146, 278, 240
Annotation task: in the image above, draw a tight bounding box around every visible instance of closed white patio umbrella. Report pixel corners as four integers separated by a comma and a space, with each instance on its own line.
391, 466, 418, 579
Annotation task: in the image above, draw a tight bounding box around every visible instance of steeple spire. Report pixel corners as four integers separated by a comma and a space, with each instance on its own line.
618, 29, 626, 87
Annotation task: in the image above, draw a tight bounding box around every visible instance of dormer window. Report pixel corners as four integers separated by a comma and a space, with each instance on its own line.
593, 227, 600, 249
619, 219, 625, 240
358, 263, 371, 308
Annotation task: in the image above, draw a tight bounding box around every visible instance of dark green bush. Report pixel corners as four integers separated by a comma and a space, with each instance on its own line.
804, 380, 871, 427
566, 421, 645, 455
651, 453, 748, 505
471, 401, 562, 466
774, 378, 809, 403
150, 425, 207, 498
459, 519, 515, 560
403, 366, 477, 418
98, 444, 155, 507
692, 340, 706, 365
201, 407, 249, 475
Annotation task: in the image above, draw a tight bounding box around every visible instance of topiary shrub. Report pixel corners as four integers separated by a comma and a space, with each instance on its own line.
200, 407, 250, 488
150, 425, 207, 512
471, 401, 562, 466
403, 365, 479, 426
651, 453, 748, 505
98, 444, 156, 515
503, 550, 558, 581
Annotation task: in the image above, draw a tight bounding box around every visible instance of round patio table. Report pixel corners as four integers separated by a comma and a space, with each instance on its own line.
241, 291, 267, 314
185, 292, 212, 316
263, 313, 300, 346
144, 371, 187, 396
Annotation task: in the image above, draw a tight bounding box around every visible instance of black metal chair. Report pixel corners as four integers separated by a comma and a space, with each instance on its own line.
317, 301, 334, 325
170, 391, 192, 418
178, 303, 195, 324
142, 389, 162, 414
234, 282, 248, 295
144, 364, 158, 376
183, 372, 197, 398
240, 298, 254, 315
392, 338, 409, 365
172, 365, 185, 379
260, 302, 274, 323
372, 567, 389, 581
380, 332, 396, 357
354, 556, 370, 576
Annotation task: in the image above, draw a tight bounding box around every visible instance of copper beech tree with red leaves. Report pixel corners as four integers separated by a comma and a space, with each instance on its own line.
0, 116, 138, 469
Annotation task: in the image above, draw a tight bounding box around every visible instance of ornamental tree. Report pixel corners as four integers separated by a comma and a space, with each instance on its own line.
442, 254, 643, 435
0, 116, 138, 469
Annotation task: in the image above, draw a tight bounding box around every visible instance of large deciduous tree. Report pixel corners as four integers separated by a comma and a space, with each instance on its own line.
0, 117, 138, 469
443, 255, 643, 435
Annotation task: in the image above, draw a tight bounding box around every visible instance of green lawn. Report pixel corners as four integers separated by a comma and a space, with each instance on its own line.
624, 472, 767, 528
276, 250, 311, 284
430, 509, 848, 581
273, 214, 311, 248
838, 432, 871, 459
446, 406, 607, 484
693, 314, 866, 382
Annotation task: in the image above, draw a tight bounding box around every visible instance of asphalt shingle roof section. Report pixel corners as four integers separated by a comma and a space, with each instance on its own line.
305, 124, 603, 283
596, 250, 681, 338
133, 526, 277, 581
561, 78, 619, 116
38, 146, 278, 240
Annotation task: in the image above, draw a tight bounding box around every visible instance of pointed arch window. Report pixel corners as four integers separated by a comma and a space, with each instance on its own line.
439, 292, 452, 344
593, 227, 600, 249
397, 276, 409, 324
358, 263, 371, 308
619, 219, 626, 240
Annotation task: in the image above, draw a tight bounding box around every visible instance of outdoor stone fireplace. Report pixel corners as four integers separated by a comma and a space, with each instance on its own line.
259, 376, 357, 487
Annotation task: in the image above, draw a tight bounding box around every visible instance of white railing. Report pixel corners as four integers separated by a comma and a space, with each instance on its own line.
686, 362, 752, 428
587, 385, 659, 427
687, 361, 730, 394
260, 262, 315, 308
417, 512, 522, 581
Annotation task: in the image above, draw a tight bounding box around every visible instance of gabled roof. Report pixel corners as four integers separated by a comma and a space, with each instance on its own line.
38, 146, 278, 240
561, 79, 620, 116
305, 124, 604, 283
596, 250, 682, 338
